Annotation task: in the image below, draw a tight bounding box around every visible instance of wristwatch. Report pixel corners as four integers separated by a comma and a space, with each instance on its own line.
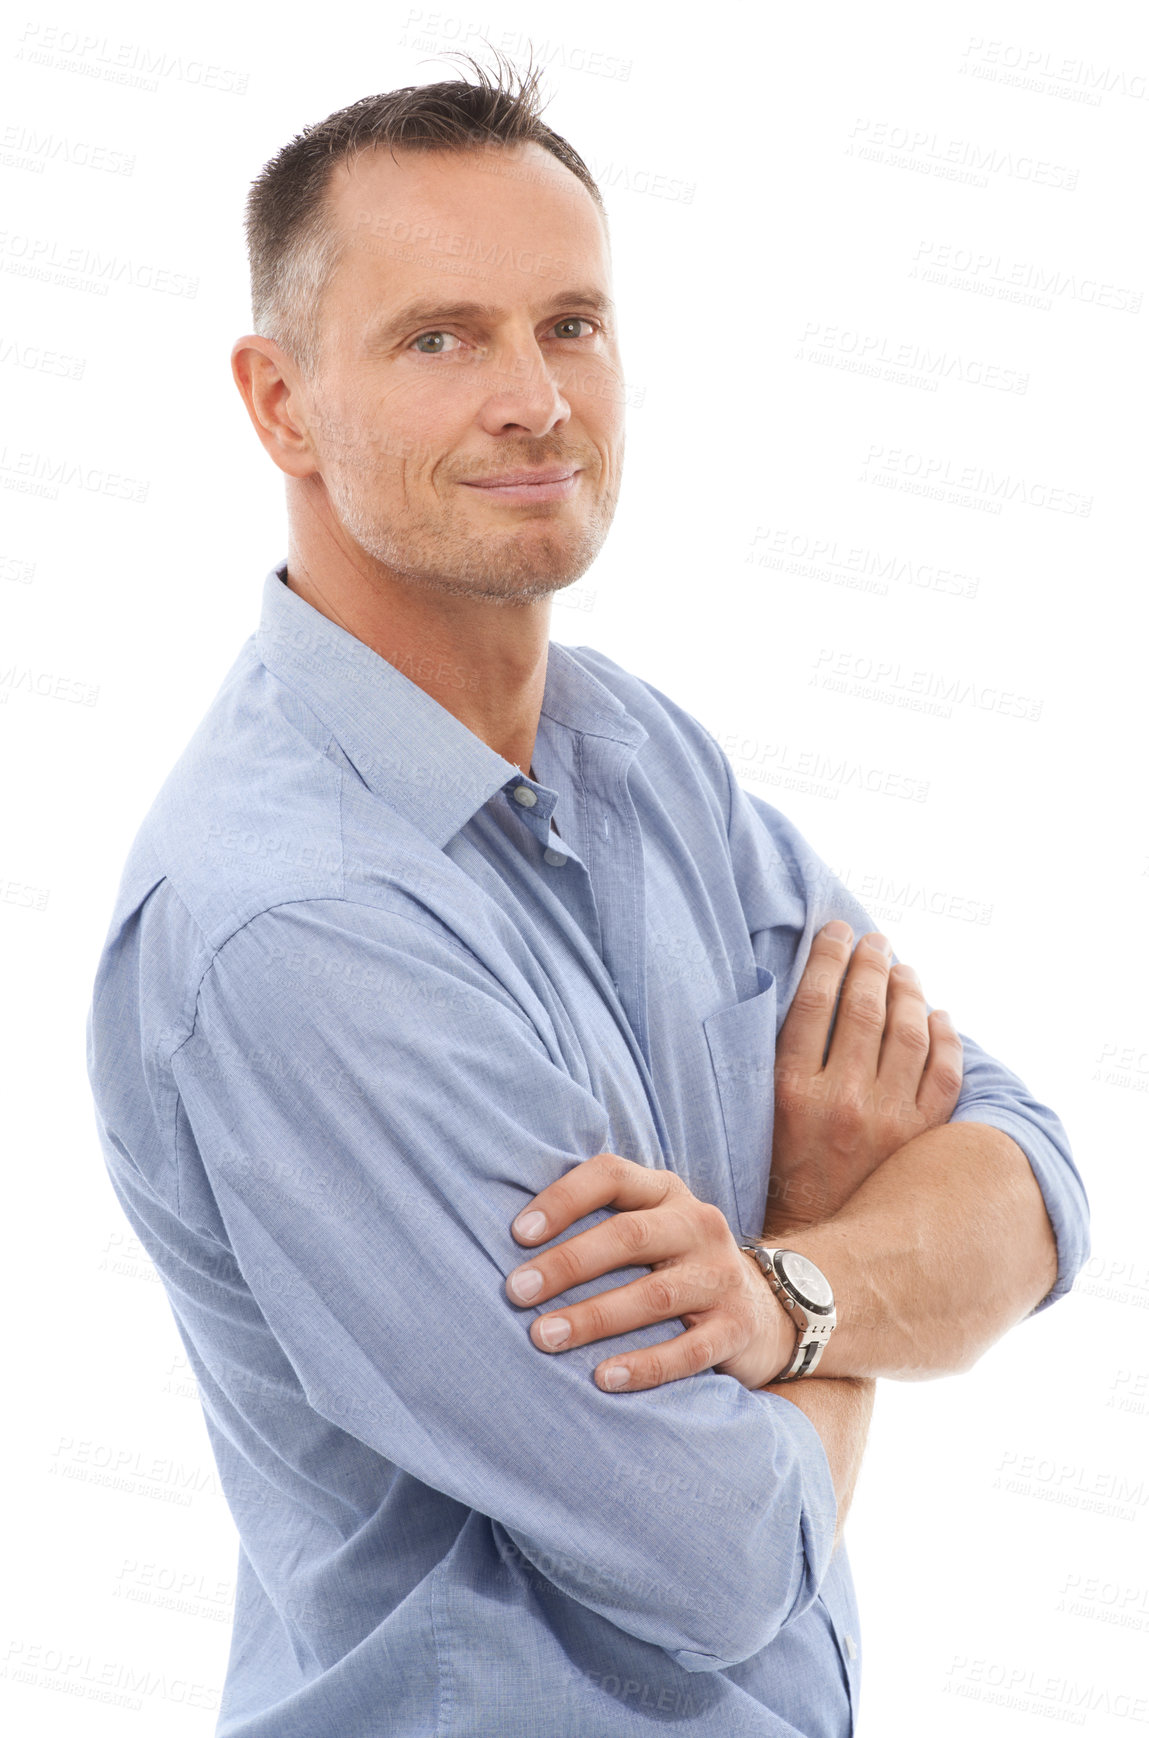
738, 1241, 837, 1380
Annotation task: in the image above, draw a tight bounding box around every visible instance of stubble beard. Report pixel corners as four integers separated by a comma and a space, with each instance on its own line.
325, 464, 619, 608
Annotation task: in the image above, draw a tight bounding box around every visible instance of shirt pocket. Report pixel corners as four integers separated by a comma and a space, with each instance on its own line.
701, 967, 777, 1240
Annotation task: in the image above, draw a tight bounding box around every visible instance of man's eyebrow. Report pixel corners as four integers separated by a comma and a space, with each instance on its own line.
366, 289, 616, 345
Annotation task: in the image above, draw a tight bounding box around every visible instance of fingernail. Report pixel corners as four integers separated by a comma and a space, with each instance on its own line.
513, 1210, 547, 1240
538, 1317, 570, 1349
865, 933, 892, 956
823, 920, 852, 941
600, 1365, 630, 1390
509, 1268, 543, 1302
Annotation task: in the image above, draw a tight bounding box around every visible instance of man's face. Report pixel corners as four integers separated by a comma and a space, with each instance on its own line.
295, 143, 624, 605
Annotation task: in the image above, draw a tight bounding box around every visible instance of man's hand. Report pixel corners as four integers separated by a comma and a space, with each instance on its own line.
505, 925, 964, 1395
506, 1155, 795, 1393
506, 924, 1059, 1392
767, 921, 964, 1233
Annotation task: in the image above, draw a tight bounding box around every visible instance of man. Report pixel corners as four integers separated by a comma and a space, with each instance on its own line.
87, 58, 1088, 1737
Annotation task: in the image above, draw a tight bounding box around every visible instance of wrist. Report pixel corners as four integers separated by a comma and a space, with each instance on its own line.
774, 1220, 869, 1380
741, 1240, 838, 1381
763, 1168, 838, 1238
739, 1246, 803, 1386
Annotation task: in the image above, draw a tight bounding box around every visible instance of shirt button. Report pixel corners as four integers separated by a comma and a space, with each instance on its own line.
543, 848, 567, 867
512, 785, 537, 808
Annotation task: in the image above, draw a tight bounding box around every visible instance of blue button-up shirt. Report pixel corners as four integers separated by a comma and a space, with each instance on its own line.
87, 566, 1088, 1737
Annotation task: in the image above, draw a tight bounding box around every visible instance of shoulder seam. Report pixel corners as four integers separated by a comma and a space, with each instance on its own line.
169, 893, 512, 1063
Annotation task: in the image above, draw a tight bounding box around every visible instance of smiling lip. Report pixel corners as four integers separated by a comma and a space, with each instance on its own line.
461, 467, 580, 503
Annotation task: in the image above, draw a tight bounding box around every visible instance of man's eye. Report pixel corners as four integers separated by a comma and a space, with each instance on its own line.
411, 332, 462, 354
552, 318, 597, 339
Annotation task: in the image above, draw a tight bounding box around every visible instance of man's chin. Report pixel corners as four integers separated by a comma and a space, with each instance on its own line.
483, 535, 588, 584
363, 556, 591, 611
390, 530, 602, 605
333, 495, 611, 603
404, 565, 585, 607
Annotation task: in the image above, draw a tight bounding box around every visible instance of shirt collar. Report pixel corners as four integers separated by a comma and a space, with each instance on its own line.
255, 564, 646, 849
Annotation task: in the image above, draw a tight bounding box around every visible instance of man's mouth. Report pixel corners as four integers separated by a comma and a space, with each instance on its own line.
460, 467, 581, 503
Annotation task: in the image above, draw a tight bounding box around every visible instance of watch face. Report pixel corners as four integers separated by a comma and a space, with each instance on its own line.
776, 1250, 834, 1314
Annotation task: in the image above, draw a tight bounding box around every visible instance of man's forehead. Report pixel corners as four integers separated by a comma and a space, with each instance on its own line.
321, 142, 611, 325
327, 140, 596, 227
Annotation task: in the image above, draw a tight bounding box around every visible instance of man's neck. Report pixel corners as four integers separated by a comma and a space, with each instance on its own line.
283, 535, 552, 776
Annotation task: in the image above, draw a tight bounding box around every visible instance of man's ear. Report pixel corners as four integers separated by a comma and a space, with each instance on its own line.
231, 336, 319, 479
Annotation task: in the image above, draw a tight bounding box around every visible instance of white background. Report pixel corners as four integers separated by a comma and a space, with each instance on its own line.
2, 0, 1146, 1732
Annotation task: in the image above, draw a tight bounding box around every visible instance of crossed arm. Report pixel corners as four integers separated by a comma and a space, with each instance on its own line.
163, 888, 1080, 1664
504, 921, 1061, 1531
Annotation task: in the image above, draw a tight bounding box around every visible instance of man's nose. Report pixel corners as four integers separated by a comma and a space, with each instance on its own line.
475, 345, 570, 438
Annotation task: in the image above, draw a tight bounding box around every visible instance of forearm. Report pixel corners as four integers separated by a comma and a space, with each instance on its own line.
761, 1376, 875, 1549
768, 1121, 1058, 1380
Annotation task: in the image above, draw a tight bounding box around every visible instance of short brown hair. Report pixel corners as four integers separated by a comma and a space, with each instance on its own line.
244, 50, 606, 372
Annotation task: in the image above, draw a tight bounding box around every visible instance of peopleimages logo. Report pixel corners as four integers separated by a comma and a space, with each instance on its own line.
993, 1449, 1148, 1523
585, 155, 696, 203
396, 12, 633, 81
847, 118, 1078, 191
858, 444, 1092, 517
0, 122, 135, 175
746, 526, 981, 600
1, 1638, 220, 1715
719, 731, 929, 804
0, 230, 197, 298
794, 321, 1027, 394
944, 1653, 1149, 1723
0, 335, 85, 379
910, 241, 1142, 314
810, 647, 1043, 723
828, 863, 993, 927
0, 662, 99, 704
0, 875, 50, 910
15, 22, 250, 95
959, 37, 1149, 106
1057, 1570, 1149, 1632
0, 445, 148, 504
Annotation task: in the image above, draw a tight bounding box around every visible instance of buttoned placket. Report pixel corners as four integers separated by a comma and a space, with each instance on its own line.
503, 775, 592, 929
502, 741, 651, 1067
505, 777, 564, 856
500, 757, 673, 1173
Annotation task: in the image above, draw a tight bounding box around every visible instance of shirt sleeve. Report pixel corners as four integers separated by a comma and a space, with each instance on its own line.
169, 896, 837, 1674
722, 777, 1090, 1309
